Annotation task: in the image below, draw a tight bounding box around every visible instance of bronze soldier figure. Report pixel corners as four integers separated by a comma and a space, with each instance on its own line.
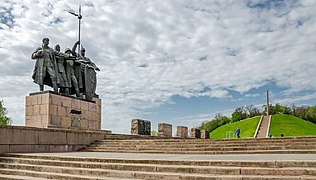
71, 41, 99, 100
72, 41, 100, 71
54, 44, 70, 95
31, 38, 59, 92
64, 48, 81, 98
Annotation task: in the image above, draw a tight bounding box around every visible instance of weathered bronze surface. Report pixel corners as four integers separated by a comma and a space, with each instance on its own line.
31, 39, 99, 101
31, 38, 59, 92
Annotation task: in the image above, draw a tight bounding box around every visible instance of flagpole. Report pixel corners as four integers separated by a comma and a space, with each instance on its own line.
68, 5, 82, 55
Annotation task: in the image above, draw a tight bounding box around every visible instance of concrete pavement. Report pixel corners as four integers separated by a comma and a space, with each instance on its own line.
13, 152, 316, 161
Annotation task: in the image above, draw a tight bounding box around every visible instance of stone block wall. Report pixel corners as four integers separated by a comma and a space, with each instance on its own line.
25, 91, 101, 130
0, 125, 111, 154
201, 130, 210, 139
190, 128, 201, 139
176, 126, 188, 138
131, 119, 151, 135
158, 123, 172, 137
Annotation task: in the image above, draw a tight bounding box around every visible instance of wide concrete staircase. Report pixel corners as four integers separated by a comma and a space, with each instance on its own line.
1, 153, 316, 179
255, 115, 271, 138
82, 136, 316, 154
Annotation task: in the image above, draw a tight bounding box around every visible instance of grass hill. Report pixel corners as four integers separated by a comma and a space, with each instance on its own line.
270, 114, 316, 137
210, 114, 316, 139
210, 116, 260, 139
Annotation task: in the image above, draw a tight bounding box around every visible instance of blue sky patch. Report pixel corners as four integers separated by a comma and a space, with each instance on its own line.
50, 17, 63, 25
246, 0, 286, 10
0, 6, 14, 29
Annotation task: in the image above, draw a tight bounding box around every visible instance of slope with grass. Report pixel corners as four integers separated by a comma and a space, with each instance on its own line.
269, 114, 316, 137
210, 116, 260, 139
209, 114, 316, 139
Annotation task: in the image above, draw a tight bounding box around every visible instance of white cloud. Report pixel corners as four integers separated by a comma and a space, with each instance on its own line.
0, 0, 316, 133
245, 93, 261, 98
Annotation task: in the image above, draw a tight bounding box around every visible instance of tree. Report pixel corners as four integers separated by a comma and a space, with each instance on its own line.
200, 119, 221, 132
0, 100, 12, 125
231, 107, 247, 122
294, 106, 308, 119
246, 104, 260, 117
268, 104, 276, 115
283, 106, 292, 114
231, 111, 242, 122
305, 106, 316, 123
272, 103, 292, 114
200, 113, 231, 132
292, 104, 296, 116
214, 113, 223, 121
275, 103, 283, 114
213, 113, 231, 125
220, 116, 231, 125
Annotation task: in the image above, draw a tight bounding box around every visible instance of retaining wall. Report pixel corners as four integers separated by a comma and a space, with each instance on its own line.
0, 125, 111, 154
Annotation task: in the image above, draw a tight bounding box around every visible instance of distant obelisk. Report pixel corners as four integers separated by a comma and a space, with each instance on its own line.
266, 90, 269, 116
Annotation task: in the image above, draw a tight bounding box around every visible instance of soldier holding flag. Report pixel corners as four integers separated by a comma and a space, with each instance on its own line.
71, 40, 100, 100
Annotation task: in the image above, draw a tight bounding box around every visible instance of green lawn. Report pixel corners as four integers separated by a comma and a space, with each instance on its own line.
269, 114, 316, 137
210, 116, 260, 139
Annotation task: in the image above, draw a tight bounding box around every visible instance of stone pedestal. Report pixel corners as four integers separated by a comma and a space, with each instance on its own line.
25, 91, 101, 130
190, 128, 201, 139
176, 126, 188, 138
131, 119, 151, 135
158, 123, 172, 137
201, 130, 210, 139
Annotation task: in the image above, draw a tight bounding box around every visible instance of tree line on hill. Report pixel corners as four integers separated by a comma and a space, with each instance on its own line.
200, 103, 316, 133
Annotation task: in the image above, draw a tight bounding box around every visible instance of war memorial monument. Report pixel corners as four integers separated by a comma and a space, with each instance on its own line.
26, 38, 101, 130
1, 5, 316, 179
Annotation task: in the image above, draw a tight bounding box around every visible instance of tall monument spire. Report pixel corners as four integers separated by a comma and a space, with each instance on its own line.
266, 89, 269, 116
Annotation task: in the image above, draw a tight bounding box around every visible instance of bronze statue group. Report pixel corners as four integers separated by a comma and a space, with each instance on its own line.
31, 38, 100, 100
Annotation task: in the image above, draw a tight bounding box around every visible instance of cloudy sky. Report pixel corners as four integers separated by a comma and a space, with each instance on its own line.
1, 0, 316, 134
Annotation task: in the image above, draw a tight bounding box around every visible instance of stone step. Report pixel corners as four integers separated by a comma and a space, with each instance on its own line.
94, 139, 316, 144
0, 158, 316, 175
103, 136, 316, 141
83, 147, 316, 153
83, 148, 316, 154
92, 141, 316, 148
83, 137, 316, 154
89, 143, 316, 149
105, 134, 181, 140
4, 154, 316, 168
89, 142, 316, 149
90, 143, 316, 149
1, 162, 316, 179
96, 139, 316, 145
2, 154, 316, 179
100, 138, 315, 142
0, 173, 48, 180
3, 158, 316, 176
0, 168, 138, 180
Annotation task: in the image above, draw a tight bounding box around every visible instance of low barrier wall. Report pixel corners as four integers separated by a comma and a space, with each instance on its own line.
0, 125, 111, 154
